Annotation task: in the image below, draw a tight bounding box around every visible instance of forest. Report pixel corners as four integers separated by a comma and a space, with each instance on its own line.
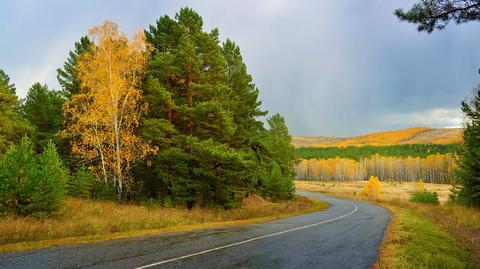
0, 8, 296, 217
295, 144, 457, 183
295, 144, 458, 160
296, 154, 455, 183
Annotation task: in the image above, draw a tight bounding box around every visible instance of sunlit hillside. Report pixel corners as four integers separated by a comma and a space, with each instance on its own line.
292, 127, 463, 148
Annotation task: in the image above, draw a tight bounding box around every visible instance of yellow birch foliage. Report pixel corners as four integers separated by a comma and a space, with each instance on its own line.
362, 176, 382, 200
63, 21, 154, 199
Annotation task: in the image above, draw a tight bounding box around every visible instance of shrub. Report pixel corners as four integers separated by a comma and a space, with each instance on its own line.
0, 138, 68, 217
410, 191, 440, 205
67, 167, 96, 198
414, 179, 425, 192
362, 176, 382, 200
90, 179, 117, 201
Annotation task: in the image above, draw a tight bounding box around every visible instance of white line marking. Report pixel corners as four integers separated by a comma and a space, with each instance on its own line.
135, 197, 358, 269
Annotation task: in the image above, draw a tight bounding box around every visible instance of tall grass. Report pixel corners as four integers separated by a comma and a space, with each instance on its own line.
0, 196, 321, 249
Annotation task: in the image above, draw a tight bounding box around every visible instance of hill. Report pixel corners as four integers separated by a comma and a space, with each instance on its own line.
292, 127, 462, 148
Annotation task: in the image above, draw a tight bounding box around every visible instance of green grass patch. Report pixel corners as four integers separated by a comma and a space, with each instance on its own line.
376, 204, 473, 269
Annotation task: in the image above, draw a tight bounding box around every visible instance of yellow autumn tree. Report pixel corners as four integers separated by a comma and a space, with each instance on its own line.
63, 21, 154, 201
362, 176, 382, 200
415, 179, 425, 192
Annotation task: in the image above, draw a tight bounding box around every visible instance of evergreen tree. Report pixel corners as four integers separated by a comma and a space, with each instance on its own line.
221, 39, 266, 148
452, 86, 480, 206
0, 69, 31, 153
0, 69, 16, 94
265, 114, 297, 179
22, 83, 65, 149
0, 138, 68, 217
259, 114, 296, 199
395, 0, 480, 33
263, 161, 295, 201
139, 8, 265, 207
57, 36, 92, 97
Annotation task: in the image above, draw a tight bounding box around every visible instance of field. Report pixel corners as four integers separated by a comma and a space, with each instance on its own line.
0, 195, 328, 253
292, 127, 462, 148
296, 180, 452, 203
295, 180, 480, 268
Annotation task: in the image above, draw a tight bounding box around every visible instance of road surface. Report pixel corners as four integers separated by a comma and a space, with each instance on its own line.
0, 191, 391, 269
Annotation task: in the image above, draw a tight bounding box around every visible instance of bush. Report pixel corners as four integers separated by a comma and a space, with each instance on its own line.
362, 176, 382, 200
410, 191, 439, 205
0, 138, 68, 217
67, 167, 96, 198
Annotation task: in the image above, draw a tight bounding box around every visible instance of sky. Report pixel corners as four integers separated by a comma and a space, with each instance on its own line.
1, 0, 479, 137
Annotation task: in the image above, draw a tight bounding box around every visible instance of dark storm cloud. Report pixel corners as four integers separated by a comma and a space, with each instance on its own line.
1, 0, 478, 136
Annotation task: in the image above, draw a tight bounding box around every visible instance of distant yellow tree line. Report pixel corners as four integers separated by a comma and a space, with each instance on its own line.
295, 154, 456, 183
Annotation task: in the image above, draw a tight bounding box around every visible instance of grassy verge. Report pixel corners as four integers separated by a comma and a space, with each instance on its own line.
0, 195, 328, 253
374, 201, 474, 269
295, 181, 478, 268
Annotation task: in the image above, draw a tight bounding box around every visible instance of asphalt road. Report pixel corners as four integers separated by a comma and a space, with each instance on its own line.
0, 191, 391, 269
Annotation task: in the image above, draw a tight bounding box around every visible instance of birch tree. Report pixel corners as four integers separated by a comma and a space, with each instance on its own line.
63, 21, 154, 201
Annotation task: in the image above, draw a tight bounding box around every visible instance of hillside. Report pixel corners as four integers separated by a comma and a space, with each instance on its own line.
292, 127, 463, 148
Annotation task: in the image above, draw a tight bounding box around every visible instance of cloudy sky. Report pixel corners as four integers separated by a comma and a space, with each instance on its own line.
1, 0, 479, 136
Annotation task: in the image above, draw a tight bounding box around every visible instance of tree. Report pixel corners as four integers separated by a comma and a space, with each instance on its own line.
260, 114, 296, 200
452, 86, 480, 206
139, 8, 259, 208
63, 21, 154, 201
0, 69, 16, 94
221, 39, 266, 148
263, 161, 295, 201
395, 0, 480, 33
0, 69, 31, 153
0, 137, 68, 217
57, 36, 93, 97
22, 83, 64, 149
362, 176, 382, 200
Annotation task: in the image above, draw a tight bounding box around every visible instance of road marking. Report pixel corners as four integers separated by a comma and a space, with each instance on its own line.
135, 196, 358, 269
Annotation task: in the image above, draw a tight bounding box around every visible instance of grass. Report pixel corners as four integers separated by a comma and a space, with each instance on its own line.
0, 195, 329, 253
374, 201, 474, 269
295, 180, 479, 268
296, 180, 452, 203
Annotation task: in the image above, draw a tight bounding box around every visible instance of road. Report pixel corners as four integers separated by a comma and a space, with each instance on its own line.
0, 191, 391, 269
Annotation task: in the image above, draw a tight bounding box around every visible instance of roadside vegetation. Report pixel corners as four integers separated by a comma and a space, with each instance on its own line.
0, 195, 328, 253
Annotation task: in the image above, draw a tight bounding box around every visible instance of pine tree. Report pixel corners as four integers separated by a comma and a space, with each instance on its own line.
0, 69, 31, 153
395, 0, 480, 33
0, 138, 68, 217
22, 83, 65, 149
139, 8, 263, 207
0, 69, 16, 94
57, 36, 92, 97
452, 86, 480, 206
259, 114, 296, 200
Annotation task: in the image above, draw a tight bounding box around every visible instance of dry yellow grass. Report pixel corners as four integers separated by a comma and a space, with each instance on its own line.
0, 195, 328, 253
296, 180, 452, 203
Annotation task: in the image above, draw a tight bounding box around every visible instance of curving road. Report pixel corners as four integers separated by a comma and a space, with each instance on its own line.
0, 191, 391, 269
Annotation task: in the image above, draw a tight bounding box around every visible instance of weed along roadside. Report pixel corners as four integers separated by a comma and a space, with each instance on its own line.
0, 195, 329, 253
295, 180, 479, 268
